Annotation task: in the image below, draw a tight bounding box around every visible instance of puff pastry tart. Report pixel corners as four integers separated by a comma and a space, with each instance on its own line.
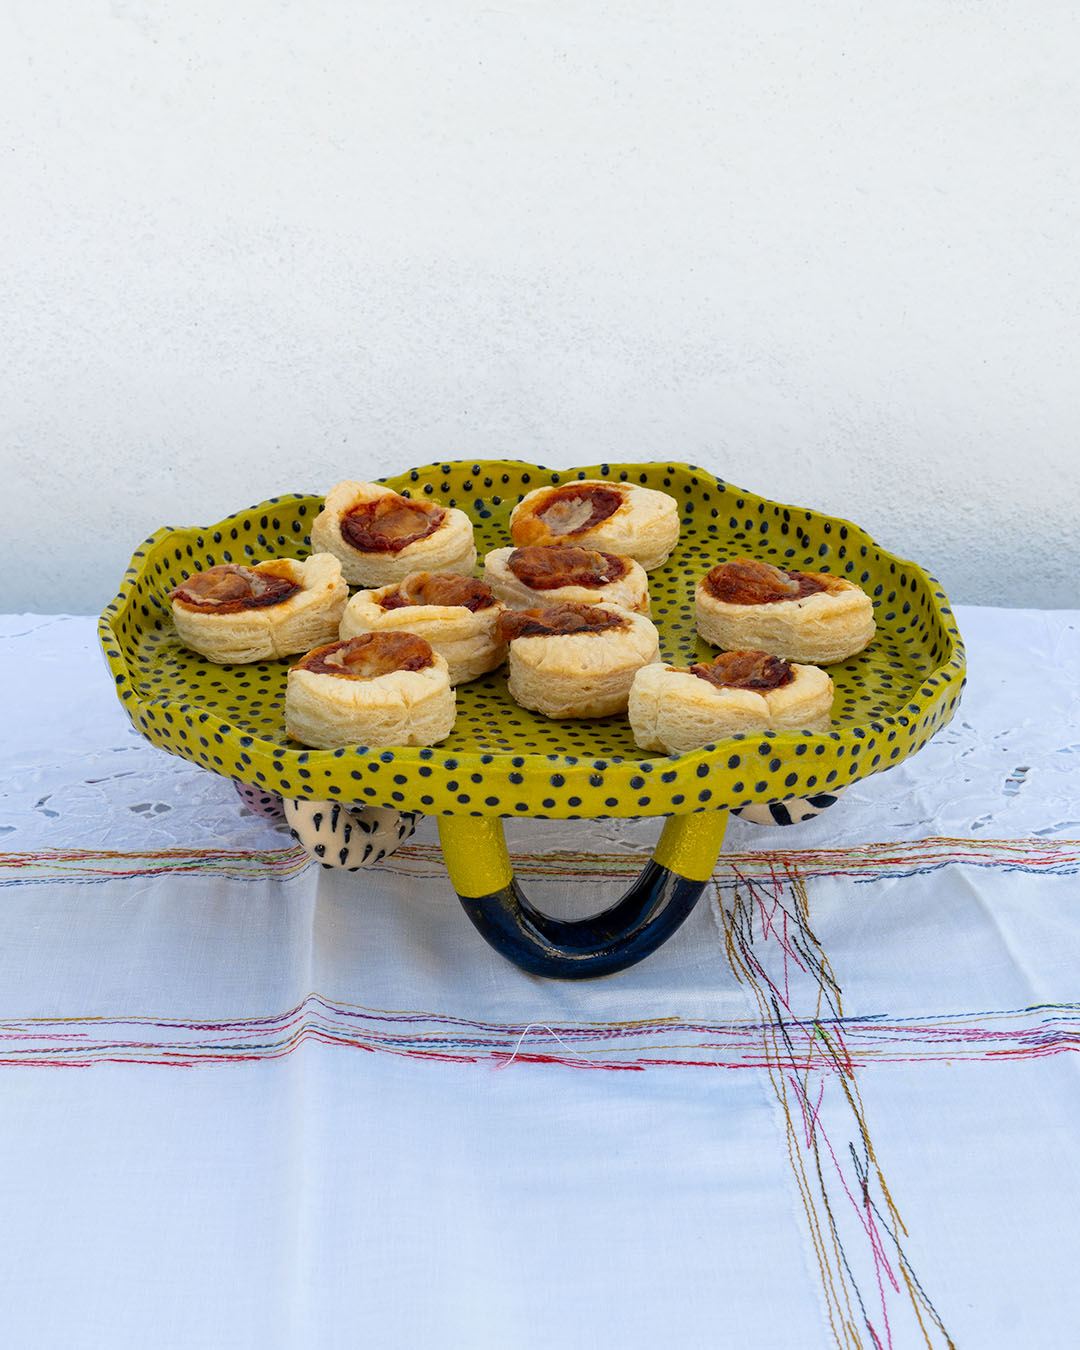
498, 601, 659, 719
285, 632, 455, 750
339, 571, 506, 686
629, 649, 834, 754
508, 480, 680, 571
169, 555, 347, 664
484, 545, 650, 616
310, 481, 476, 587
696, 558, 876, 665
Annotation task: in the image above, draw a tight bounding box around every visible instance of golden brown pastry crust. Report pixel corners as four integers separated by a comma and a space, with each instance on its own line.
483, 546, 650, 616
696, 564, 875, 664
508, 481, 680, 571
284, 636, 455, 749
502, 602, 660, 719
339, 574, 507, 685
170, 554, 348, 664
310, 481, 476, 587
629, 658, 834, 753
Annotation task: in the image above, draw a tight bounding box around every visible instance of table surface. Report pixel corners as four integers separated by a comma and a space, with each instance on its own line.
4, 606, 1079, 1349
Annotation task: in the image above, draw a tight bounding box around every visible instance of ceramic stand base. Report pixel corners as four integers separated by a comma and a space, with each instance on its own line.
250, 786, 848, 978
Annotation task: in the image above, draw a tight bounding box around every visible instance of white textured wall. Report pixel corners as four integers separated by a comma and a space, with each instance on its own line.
4, 1, 1079, 612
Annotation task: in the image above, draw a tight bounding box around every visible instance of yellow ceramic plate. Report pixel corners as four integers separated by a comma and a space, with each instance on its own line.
99, 460, 965, 819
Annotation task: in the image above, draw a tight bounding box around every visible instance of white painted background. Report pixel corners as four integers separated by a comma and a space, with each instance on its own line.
4, 1, 1078, 613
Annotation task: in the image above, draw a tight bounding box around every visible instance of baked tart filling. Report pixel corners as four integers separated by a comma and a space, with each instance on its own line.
499, 601, 627, 642
702, 559, 826, 605
293, 632, 435, 680
507, 546, 629, 591
341, 494, 445, 553
171, 564, 301, 613
378, 573, 495, 613
688, 650, 795, 691
531, 484, 624, 537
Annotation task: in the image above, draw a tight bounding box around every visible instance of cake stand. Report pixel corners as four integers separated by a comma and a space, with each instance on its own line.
100, 460, 965, 978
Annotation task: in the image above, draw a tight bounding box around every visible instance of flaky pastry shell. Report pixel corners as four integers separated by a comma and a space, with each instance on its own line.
285, 650, 455, 749
629, 661, 834, 754
170, 554, 348, 664
508, 481, 680, 571
696, 573, 875, 665
505, 605, 660, 719
483, 547, 650, 616
340, 584, 506, 686
310, 481, 476, 587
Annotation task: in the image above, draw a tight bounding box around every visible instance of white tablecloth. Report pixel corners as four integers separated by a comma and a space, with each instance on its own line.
3, 607, 1079, 1348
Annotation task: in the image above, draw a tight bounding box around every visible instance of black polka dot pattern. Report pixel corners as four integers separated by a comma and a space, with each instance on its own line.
98, 463, 967, 819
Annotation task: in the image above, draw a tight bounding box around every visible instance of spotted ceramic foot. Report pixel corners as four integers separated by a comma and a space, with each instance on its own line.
283, 799, 421, 870
733, 787, 848, 827
232, 780, 287, 821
